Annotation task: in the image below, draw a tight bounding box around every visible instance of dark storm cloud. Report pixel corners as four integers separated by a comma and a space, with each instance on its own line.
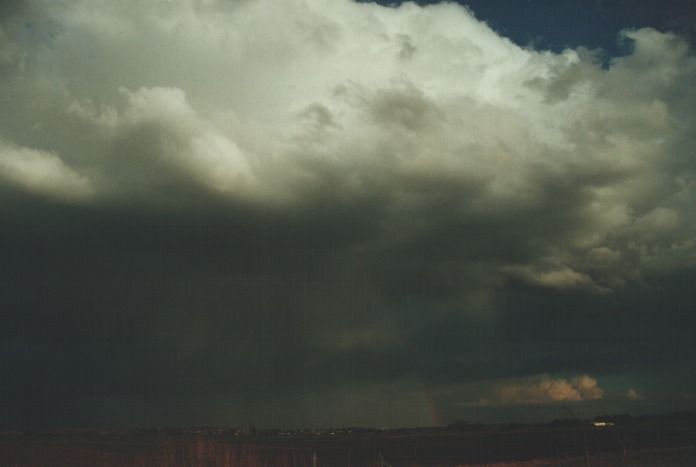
1, 0, 695, 428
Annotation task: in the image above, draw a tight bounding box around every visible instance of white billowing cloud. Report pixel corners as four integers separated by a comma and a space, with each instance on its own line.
467, 374, 604, 407
0, 0, 694, 288
502, 264, 611, 293
67, 86, 255, 197
634, 207, 679, 237
0, 140, 92, 200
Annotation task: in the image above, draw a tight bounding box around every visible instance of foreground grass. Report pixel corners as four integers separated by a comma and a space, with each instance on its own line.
135, 437, 315, 467
2, 417, 695, 466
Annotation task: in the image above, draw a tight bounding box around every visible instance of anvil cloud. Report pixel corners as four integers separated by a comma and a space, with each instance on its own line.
1, 0, 695, 428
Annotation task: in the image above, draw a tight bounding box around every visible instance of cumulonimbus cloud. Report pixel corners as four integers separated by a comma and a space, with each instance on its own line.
0, 1, 695, 428
1, 0, 693, 296
0, 0, 693, 350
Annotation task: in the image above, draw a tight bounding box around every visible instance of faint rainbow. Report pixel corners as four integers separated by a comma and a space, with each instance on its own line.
421, 384, 444, 427
345, 256, 445, 428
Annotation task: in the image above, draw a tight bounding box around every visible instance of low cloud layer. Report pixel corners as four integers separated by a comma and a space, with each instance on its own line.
467, 374, 604, 407
1, 0, 695, 428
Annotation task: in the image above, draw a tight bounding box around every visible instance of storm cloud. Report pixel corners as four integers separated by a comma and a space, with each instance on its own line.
1, 0, 695, 428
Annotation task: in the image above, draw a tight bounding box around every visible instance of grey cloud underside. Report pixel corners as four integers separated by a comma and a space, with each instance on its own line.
1, 0, 696, 427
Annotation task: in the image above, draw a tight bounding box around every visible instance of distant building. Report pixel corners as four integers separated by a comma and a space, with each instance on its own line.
592, 421, 614, 427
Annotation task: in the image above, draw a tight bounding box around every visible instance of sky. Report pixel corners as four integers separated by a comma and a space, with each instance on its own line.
1, 0, 695, 430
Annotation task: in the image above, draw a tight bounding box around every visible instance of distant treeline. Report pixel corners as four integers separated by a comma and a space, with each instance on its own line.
5, 410, 695, 438
447, 409, 696, 432
112, 409, 696, 437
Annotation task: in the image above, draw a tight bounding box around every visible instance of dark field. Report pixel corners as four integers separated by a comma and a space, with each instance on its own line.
2, 418, 695, 466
